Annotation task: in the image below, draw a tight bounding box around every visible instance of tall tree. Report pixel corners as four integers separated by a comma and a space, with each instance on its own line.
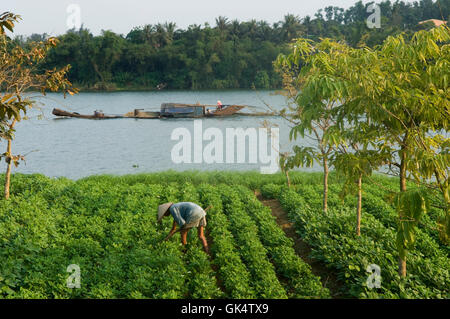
0, 12, 77, 198
337, 25, 450, 277
275, 38, 352, 213
215, 16, 229, 39
276, 25, 449, 278
282, 14, 302, 41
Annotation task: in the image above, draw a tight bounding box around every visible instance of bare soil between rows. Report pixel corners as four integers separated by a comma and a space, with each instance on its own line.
256, 193, 344, 298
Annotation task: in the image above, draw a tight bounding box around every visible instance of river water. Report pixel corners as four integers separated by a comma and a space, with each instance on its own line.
1, 90, 316, 180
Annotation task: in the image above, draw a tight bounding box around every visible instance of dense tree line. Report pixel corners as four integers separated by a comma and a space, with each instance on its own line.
14, 0, 449, 90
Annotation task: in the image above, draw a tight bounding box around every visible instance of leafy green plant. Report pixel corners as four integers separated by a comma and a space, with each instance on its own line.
220, 186, 288, 298
279, 188, 449, 298
236, 185, 329, 298
0, 172, 447, 299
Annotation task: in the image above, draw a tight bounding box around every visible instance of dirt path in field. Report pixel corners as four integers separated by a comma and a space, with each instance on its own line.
256, 193, 344, 298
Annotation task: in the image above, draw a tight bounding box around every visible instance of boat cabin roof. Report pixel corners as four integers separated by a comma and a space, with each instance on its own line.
161, 103, 206, 108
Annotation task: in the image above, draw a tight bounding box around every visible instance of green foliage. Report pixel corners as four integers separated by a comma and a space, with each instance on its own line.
277, 21, 450, 276
13, 0, 449, 90
0, 12, 20, 35
0, 176, 189, 298
184, 245, 223, 299
253, 70, 270, 89
0, 12, 77, 189
278, 187, 449, 298
393, 189, 430, 258
220, 186, 288, 298
0, 172, 447, 298
196, 184, 256, 298
260, 183, 283, 199
236, 186, 330, 298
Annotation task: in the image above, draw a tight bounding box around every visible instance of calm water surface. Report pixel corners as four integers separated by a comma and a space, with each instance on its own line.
2, 90, 317, 179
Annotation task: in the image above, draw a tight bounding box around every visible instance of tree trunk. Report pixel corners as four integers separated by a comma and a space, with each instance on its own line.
356, 175, 362, 236
400, 152, 407, 193
91, 59, 105, 86
286, 170, 291, 188
4, 119, 16, 200
323, 157, 329, 213
4, 139, 12, 200
398, 146, 408, 277
398, 255, 407, 278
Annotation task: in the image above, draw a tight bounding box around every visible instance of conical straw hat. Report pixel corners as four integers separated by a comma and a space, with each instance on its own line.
158, 203, 173, 222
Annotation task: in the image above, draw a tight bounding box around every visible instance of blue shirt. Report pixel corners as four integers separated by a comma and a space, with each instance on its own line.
169, 202, 206, 228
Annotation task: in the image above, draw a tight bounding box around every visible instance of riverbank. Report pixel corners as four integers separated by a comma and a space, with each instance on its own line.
70, 83, 283, 93
72, 82, 158, 92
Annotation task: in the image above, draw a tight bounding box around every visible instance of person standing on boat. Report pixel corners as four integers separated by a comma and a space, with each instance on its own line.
217, 100, 223, 110
158, 202, 209, 253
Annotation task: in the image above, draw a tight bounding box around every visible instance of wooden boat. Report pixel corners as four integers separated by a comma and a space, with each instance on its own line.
160, 103, 206, 118
159, 103, 245, 117
52, 108, 124, 119
206, 105, 245, 116
123, 109, 160, 118
52, 103, 268, 120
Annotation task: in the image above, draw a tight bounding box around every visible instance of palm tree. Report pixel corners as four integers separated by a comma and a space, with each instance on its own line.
142, 24, 155, 46
186, 24, 203, 43
324, 6, 334, 21
315, 9, 324, 21
247, 19, 258, 40
256, 20, 272, 41
228, 19, 241, 49
230, 19, 240, 36
272, 21, 282, 43
301, 16, 313, 39
282, 14, 301, 41
164, 22, 176, 44
333, 7, 345, 24
215, 16, 229, 38
154, 23, 169, 48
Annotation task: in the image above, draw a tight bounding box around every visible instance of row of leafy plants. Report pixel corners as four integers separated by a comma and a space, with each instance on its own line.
262, 180, 448, 255
0, 175, 227, 298
361, 183, 449, 254
219, 186, 288, 298
234, 185, 330, 298
2, 172, 448, 298
289, 181, 449, 257
0, 179, 184, 298
196, 184, 256, 298
277, 187, 449, 298
5, 173, 328, 299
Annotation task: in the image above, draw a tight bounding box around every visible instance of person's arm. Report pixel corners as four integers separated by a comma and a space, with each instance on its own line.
164, 221, 178, 241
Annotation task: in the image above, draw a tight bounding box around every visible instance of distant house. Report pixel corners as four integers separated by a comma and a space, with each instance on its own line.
418, 19, 448, 27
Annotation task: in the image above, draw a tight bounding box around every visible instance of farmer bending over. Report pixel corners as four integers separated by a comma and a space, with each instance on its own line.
158, 202, 209, 253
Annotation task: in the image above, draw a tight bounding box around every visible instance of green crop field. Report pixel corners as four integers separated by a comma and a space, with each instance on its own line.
0, 172, 448, 299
